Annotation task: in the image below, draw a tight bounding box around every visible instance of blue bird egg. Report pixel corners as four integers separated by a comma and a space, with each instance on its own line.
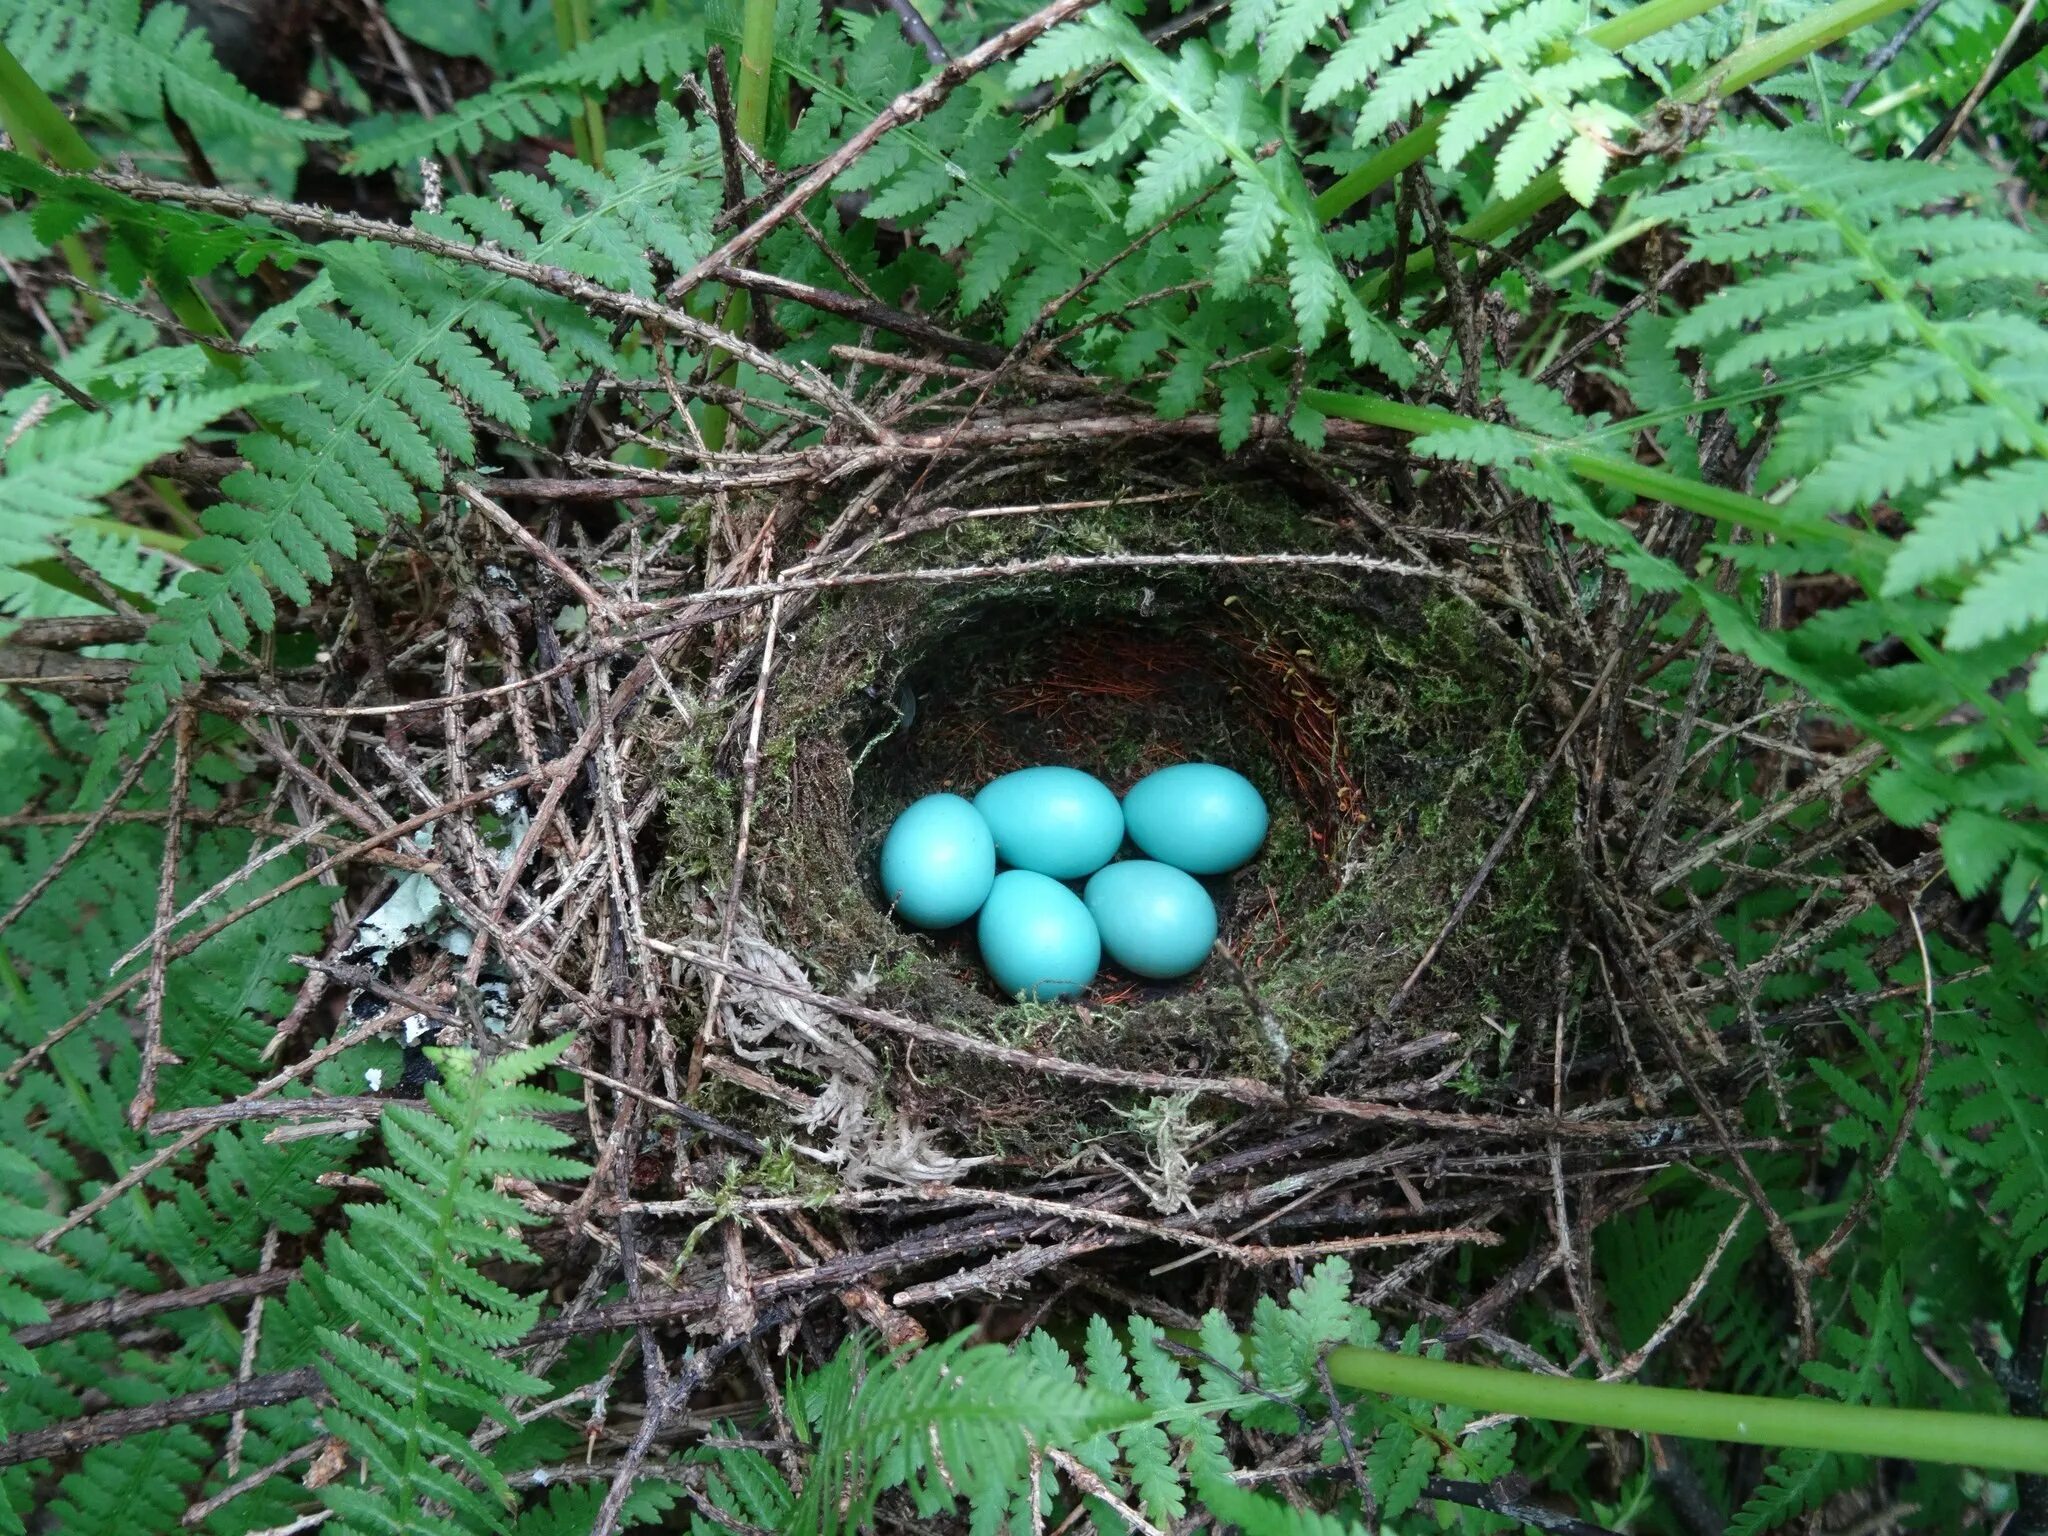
978, 870, 1100, 1001
1122, 763, 1268, 874
879, 793, 996, 929
973, 766, 1124, 879
1083, 861, 1217, 980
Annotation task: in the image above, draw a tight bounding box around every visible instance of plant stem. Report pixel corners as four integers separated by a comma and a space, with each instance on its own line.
1301, 386, 1885, 572
701, 0, 783, 453
0, 40, 97, 171
549, 0, 605, 167
1324, 1347, 2048, 1474
569, 0, 608, 163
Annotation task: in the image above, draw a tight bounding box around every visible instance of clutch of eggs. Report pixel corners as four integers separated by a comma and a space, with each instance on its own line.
879, 762, 1267, 998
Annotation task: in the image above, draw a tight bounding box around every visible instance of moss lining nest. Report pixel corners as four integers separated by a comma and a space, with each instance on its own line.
654, 460, 1575, 1163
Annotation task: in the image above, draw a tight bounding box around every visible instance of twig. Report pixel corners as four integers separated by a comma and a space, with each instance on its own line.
882, 0, 952, 62
180, 1442, 320, 1527
1842, 0, 1947, 105
1345, 648, 1623, 1060
4, 765, 551, 1088
715, 265, 1004, 364
1048, 1449, 1166, 1536
925, 1184, 1498, 1264
1422, 1477, 1625, 1536
12, 1268, 299, 1349
1800, 901, 1937, 1277
1912, 0, 2043, 158
0, 713, 173, 944
458, 483, 614, 618
0, 1367, 328, 1468
648, 938, 1686, 1143
83, 172, 874, 432
691, 592, 784, 1096
130, 706, 194, 1132
1599, 1206, 1746, 1382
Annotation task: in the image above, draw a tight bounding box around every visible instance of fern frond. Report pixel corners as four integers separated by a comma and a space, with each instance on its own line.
0, 0, 341, 146
1310, 0, 1633, 202
0, 109, 724, 766
304, 1034, 586, 1536
791, 1329, 1136, 1536
0, 385, 276, 568
346, 16, 703, 173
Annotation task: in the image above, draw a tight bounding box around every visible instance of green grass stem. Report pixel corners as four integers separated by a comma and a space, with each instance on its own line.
701, 0, 783, 453
1325, 1347, 2048, 1474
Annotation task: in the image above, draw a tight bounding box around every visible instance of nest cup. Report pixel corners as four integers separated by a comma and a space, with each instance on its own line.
662, 468, 1573, 1158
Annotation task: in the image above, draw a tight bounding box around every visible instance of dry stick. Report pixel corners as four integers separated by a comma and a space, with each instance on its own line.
180, 1442, 320, 1528
42, 1001, 422, 1251
222, 1224, 280, 1476
631, 549, 1450, 615
561, 1061, 771, 1157
1048, 1450, 1167, 1536
0, 763, 552, 1087
1914, 0, 2042, 159
647, 938, 1684, 1143
12, 1268, 298, 1349
716, 265, 1004, 365
0, 1367, 328, 1470
881, 0, 952, 61
690, 592, 784, 1098
1599, 1206, 1747, 1384
1649, 741, 1885, 896
662, 0, 1104, 305
1801, 902, 1939, 1278
457, 483, 613, 617
108, 814, 337, 979
1538, 259, 1699, 386
935, 1185, 1498, 1264
0, 713, 173, 942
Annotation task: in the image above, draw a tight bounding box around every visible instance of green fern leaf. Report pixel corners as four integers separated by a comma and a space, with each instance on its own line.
1945, 534, 2048, 650
0, 385, 281, 567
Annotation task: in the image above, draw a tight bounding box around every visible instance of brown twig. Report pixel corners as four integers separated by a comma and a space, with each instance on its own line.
13, 1268, 299, 1349
130, 707, 195, 1129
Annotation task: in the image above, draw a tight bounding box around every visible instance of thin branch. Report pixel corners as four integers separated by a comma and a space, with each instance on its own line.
13, 1268, 299, 1349
1801, 901, 1937, 1277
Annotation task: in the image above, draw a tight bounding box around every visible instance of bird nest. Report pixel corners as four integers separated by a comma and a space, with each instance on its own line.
138, 395, 1933, 1344
654, 466, 1580, 1176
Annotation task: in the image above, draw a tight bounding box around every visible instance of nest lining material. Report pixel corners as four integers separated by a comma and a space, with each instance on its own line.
651, 462, 1573, 1175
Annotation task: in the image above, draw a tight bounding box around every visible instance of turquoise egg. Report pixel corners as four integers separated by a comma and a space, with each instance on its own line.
1123, 763, 1269, 874
977, 870, 1100, 1001
879, 793, 996, 929
973, 766, 1124, 879
1083, 861, 1217, 980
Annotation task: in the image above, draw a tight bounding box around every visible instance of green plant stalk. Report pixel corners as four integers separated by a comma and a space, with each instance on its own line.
1301, 386, 1885, 572
1358, 0, 1922, 297
1314, 0, 1745, 224
0, 40, 96, 172
550, 0, 597, 166
1324, 1347, 2048, 1474
701, 0, 783, 453
573, 0, 608, 163
0, 38, 109, 315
